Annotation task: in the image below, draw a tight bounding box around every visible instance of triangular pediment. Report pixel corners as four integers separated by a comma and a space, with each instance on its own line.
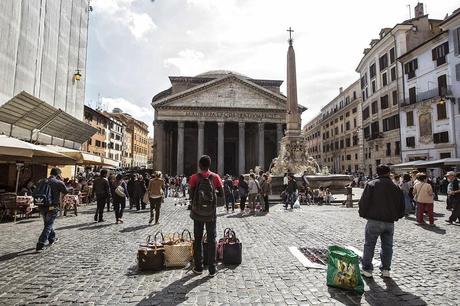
153, 76, 287, 110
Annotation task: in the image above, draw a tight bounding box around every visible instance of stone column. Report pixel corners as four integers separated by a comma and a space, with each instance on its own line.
153, 121, 164, 172
197, 121, 205, 166
217, 121, 224, 175
276, 123, 283, 154
258, 122, 265, 170
238, 122, 245, 174
176, 121, 184, 175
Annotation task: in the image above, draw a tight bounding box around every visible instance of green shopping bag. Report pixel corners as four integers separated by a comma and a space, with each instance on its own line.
326, 245, 364, 294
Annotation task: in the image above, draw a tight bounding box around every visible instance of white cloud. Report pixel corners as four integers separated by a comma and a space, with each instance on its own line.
100, 97, 153, 135
93, 0, 157, 40
164, 49, 211, 75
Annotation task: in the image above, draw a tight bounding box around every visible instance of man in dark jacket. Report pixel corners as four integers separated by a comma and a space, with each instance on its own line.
92, 169, 111, 222
35, 167, 69, 252
285, 174, 298, 209
134, 175, 147, 210
358, 164, 404, 278
127, 174, 137, 209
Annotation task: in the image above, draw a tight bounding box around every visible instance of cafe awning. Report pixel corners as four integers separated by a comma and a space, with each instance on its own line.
392, 158, 460, 169
44, 146, 103, 165
101, 158, 120, 168
0, 135, 76, 164
0, 91, 97, 144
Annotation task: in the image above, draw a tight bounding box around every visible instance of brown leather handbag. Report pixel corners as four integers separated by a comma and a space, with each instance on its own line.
138, 232, 165, 271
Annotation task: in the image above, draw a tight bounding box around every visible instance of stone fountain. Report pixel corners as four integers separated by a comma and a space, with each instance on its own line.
269, 29, 352, 194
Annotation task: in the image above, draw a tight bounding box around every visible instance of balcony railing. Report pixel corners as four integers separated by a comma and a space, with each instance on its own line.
400, 86, 452, 106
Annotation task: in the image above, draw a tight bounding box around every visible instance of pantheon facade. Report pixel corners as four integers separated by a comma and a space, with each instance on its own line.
151, 70, 305, 176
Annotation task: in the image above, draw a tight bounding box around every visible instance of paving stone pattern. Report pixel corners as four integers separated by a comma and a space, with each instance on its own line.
0, 195, 459, 305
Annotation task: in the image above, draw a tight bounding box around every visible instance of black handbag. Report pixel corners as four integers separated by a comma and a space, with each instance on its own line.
138, 232, 165, 271
222, 229, 242, 265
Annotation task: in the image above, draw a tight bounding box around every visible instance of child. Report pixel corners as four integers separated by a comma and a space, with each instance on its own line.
325, 188, 332, 205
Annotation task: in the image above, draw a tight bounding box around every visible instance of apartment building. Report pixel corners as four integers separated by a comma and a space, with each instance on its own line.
106, 115, 125, 165
303, 114, 322, 162
318, 81, 363, 174
356, 3, 442, 176
82, 106, 109, 157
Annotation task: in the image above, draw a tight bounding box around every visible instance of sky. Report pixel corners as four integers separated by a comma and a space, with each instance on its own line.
85, 0, 460, 135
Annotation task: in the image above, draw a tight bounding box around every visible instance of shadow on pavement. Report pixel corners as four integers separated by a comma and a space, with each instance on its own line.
55, 222, 94, 231
0, 247, 37, 262
416, 224, 446, 235
136, 272, 209, 306
78, 223, 114, 230
328, 287, 362, 305
119, 224, 150, 233
363, 277, 427, 306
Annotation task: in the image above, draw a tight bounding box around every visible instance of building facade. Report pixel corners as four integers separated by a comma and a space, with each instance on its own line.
82, 106, 109, 157
318, 82, 363, 174
303, 114, 322, 162
398, 31, 457, 162
0, 0, 91, 142
147, 137, 154, 169
151, 70, 305, 177
356, 4, 442, 176
121, 127, 133, 168
106, 116, 124, 165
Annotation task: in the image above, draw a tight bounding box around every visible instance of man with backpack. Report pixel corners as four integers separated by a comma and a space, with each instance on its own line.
34, 167, 69, 252
189, 155, 224, 276
92, 169, 112, 222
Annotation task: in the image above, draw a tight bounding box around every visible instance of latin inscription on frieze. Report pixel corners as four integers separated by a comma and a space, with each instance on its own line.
184, 111, 282, 120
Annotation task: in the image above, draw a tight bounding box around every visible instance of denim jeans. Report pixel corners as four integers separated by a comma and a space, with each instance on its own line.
113, 197, 126, 220
362, 219, 394, 272
193, 219, 216, 272
38, 207, 59, 247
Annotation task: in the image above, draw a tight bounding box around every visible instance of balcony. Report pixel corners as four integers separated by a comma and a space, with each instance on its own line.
365, 132, 383, 141
400, 86, 452, 106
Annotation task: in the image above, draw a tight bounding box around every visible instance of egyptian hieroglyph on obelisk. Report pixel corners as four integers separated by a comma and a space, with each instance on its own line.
285, 27, 301, 136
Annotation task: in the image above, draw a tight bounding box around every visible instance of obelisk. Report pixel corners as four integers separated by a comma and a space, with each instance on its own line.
286, 27, 301, 136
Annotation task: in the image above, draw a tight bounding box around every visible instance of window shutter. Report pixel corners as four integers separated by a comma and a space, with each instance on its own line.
414, 58, 418, 69
456, 64, 460, 81
443, 41, 449, 54
455, 28, 460, 56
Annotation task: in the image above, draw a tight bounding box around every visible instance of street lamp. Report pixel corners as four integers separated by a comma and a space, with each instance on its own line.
73, 70, 82, 82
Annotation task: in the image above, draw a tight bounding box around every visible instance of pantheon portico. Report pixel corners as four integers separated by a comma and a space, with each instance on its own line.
151, 70, 305, 176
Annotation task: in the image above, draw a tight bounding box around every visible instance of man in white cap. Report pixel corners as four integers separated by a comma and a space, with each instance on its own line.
446, 171, 460, 224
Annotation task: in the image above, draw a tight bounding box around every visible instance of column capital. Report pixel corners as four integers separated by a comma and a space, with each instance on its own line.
238, 122, 245, 128
153, 120, 163, 127
217, 121, 225, 127
178, 121, 184, 129
198, 121, 205, 128
258, 122, 265, 128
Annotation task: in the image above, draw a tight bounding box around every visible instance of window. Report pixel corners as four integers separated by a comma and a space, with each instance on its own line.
364, 126, 370, 139
335, 141, 339, 149
454, 27, 460, 55
370, 63, 376, 79
437, 102, 447, 120
340, 140, 344, 149
386, 143, 391, 156
438, 74, 448, 96
347, 155, 352, 161
346, 122, 350, 130
335, 127, 339, 135
392, 90, 398, 105
353, 135, 358, 146
346, 111, 350, 117
406, 111, 414, 126
371, 80, 376, 93
379, 54, 388, 71
406, 136, 415, 147
371, 101, 378, 114
404, 59, 418, 79
352, 107, 357, 113
355, 154, 358, 160
390, 67, 396, 82
353, 91, 357, 100
409, 87, 416, 104
360, 73, 368, 89
381, 95, 389, 109
440, 152, 452, 159
346, 138, 351, 147
433, 131, 449, 143
354, 118, 357, 128
432, 42, 449, 66
382, 72, 388, 87
371, 121, 380, 137
389, 47, 395, 63
383, 114, 400, 132
395, 141, 400, 156
363, 107, 370, 120
96, 140, 101, 147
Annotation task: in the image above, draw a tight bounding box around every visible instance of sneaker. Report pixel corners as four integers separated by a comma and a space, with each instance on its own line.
115, 220, 119, 224
48, 237, 59, 246
148, 217, 154, 224
35, 244, 44, 253
119, 219, 124, 223
192, 268, 203, 275
209, 266, 217, 277
361, 270, 373, 278
381, 270, 391, 278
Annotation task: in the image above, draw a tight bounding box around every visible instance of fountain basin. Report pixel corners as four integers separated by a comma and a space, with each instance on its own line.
270, 174, 353, 195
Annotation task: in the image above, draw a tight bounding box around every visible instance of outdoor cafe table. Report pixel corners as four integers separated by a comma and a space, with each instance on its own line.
62, 194, 79, 216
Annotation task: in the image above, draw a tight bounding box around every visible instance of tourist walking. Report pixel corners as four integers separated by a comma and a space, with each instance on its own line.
224, 175, 235, 213
285, 174, 298, 209
92, 169, 112, 222
107, 173, 115, 212
400, 174, 413, 216
260, 173, 271, 212
34, 167, 69, 252
446, 171, 460, 224
283, 173, 288, 190
164, 174, 170, 198
358, 164, 405, 278
112, 174, 128, 224
412, 173, 434, 225
147, 171, 164, 225
189, 155, 224, 276
127, 174, 136, 209
248, 173, 259, 214
134, 175, 147, 210
238, 175, 248, 212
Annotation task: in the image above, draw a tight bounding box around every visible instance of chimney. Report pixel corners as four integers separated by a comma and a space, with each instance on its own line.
339, 87, 343, 94
414, 2, 424, 18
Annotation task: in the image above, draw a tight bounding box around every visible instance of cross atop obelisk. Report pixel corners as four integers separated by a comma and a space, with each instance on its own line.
287, 27, 294, 45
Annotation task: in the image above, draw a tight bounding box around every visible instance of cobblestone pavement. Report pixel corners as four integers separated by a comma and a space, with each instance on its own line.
0, 195, 459, 305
